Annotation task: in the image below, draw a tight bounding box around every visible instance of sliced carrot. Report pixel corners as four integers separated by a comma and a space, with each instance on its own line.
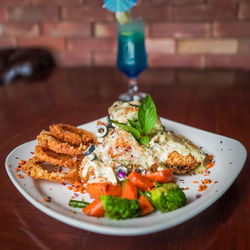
106, 183, 122, 197
122, 181, 137, 200
83, 199, 105, 217
139, 195, 154, 215
86, 182, 122, 199
127, 171, 155, 191
146, 169, 173, 183
86, 182, 108, 199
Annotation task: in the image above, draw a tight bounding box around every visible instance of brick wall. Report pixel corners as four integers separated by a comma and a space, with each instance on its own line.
1, 0, 250, 70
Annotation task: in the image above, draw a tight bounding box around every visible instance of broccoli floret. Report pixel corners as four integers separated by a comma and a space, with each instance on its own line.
146, 183, 186, 213
100, 195, 140, 220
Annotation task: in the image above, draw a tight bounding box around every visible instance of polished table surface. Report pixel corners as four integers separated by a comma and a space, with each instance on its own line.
0, 67, 249, 250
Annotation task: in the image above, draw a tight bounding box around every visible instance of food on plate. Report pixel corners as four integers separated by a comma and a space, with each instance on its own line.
82, 193, 154, 219
77, 167, 185, 219
139, 194, 154, 215
122, 180, 137, 199
95, 124, 108, 137
82, 199, 105, 217
80, 94, 208, 185
146, 169, 173, 183
126, 169, 156, 191
34, 145, 83, 169
100, 195, 141, 219
85, 182, 122, 199
20, 94, 213, 220
21, 157, 79, 182
37, 130, 88, 156
144, 183, 186, 213
49, 123, 96, 146
21, 124, 96, 182
69, 200, 89, 208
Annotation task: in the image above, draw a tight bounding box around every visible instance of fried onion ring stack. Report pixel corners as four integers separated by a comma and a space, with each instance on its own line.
21, 123, 96, 183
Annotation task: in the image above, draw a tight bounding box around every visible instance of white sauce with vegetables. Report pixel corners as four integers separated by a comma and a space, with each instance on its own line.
150, 131, 205, 164
80, 101, 206, 183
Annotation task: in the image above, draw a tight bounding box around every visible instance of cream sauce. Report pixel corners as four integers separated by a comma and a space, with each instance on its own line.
80, 100, 207, 183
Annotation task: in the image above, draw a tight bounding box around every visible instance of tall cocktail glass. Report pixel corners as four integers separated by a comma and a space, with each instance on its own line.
117, 19, 147, 101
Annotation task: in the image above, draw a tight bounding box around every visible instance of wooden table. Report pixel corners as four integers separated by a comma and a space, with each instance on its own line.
0, 67, 249, 250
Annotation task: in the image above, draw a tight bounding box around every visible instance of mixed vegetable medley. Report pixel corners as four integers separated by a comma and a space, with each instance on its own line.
69, 170, 186, 219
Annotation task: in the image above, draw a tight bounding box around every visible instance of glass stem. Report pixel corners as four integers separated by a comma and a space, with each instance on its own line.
128, 78, 138, 94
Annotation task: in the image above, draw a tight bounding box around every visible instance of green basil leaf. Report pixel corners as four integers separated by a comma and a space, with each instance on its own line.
128, 119, 137, 128
139, 135, 150, 147
110, 120, 141, 140
128, 119, 143, 134
138, 94, 157, 135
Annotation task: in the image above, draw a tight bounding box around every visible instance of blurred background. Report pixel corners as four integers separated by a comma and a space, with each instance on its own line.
0, 0, 250, 70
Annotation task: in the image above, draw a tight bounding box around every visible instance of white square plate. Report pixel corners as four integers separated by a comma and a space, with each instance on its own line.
5, 117, 247, 236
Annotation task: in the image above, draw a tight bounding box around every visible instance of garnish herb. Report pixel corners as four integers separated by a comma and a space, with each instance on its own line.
139, 135, 150, 146
128, 119, 143, 134
110, 94, 157, 147
138, 94, 157, 135
110, 121, 141, 140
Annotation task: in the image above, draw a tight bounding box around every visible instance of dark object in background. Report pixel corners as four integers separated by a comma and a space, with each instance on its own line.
0, 48, 56, 85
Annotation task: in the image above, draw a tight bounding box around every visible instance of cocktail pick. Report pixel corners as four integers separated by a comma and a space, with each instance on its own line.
103, 0, 138, 13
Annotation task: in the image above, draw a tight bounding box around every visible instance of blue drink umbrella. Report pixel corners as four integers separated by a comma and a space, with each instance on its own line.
103, 0, 138, 13
104, 0, 146, 101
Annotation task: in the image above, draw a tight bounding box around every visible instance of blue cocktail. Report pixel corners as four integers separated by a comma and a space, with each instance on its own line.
117, 19, 147, 101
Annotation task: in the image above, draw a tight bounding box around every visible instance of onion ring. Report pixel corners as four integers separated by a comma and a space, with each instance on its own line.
49, 123, 97, 146
34, 145, 83, 169
21, 157, 79, 183
37, 130, 87, 156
